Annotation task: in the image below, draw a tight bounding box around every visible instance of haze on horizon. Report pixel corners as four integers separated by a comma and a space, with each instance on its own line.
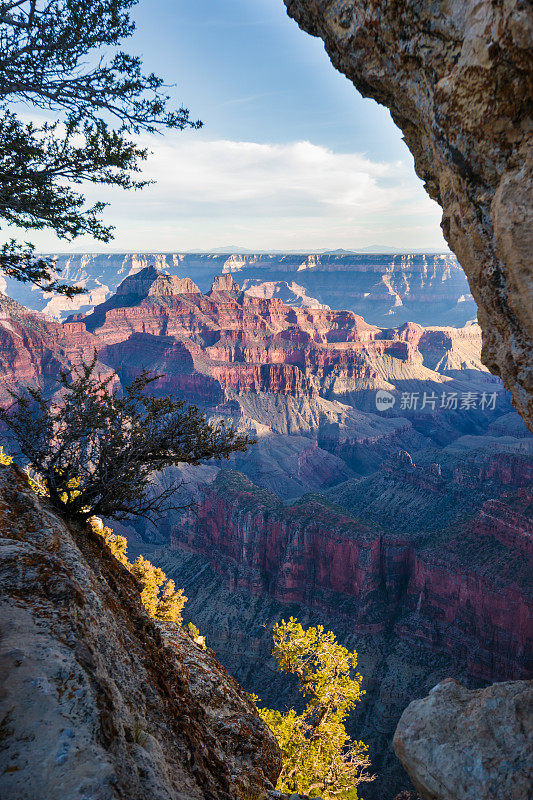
1, 0, 449, 254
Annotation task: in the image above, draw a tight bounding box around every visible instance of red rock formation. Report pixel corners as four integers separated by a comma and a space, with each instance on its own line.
74, 268, 492, 406
0, 293, 100, 403
170, 470, 532, 683
2, 269, 495, 421
210, 274, 240, 293
470, 490, 533, 559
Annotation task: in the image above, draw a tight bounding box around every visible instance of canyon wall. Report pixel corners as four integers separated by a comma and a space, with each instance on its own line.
157, 457, 532, 797
1, 270, 530, 797
283, 0, 533, 428
0, 251, 476, 328
169, 468, 532, 684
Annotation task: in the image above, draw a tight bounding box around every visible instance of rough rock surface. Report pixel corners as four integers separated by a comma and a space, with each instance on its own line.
0, 465, 282, 800
393, 678, 533, 800
283, 0, 533, 428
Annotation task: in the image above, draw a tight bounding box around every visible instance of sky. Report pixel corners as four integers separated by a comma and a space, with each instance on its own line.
5, 0, 448, 253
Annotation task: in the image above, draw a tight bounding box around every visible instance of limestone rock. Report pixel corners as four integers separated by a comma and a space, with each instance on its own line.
0, 465, 281, 800
393, 678, 533, 800
283, 0, 533, 428
147, 274, 201, 296
210, 274, 240, 293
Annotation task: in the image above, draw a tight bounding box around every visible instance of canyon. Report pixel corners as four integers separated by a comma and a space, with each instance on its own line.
283, 0, 533, 426
0, 266, 531, 797
0, 266, 515, 497
152, 444, 531, 797
0, 250, 477, 328
1, 0, 531, 796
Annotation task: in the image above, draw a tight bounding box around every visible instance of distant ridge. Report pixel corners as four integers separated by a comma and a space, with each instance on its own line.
195, 246, 451, 255
0, 250, 472, 327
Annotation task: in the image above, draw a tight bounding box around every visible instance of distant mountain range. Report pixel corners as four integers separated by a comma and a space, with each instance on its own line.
0, 250, 475, 327
201, 246, 450, 255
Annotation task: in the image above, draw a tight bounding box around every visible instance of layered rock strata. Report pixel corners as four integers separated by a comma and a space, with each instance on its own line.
79, 268, 492, 409
283, 0, 533, 427
169, 469, 532, 684
0, 292, 103, 403
1, 251, 476, 328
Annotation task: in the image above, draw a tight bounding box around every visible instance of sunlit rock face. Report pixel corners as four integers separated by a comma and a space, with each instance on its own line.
0, 465, 283, 800
0, 292, 104, 404
0, 268, 517, 500
0, 251, 477, 329
393, 679, 533, 800
283, 0, 533, 428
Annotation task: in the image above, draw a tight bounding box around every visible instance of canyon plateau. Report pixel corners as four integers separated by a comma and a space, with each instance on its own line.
0, 250, 477, 329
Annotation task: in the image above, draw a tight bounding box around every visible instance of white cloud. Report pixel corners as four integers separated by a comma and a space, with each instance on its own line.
1, 135, 447, 251
142, 138, 401, 209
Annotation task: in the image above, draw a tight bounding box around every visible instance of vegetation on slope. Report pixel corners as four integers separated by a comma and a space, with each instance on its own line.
256, 618, 374, 799
0, 357, 254, 523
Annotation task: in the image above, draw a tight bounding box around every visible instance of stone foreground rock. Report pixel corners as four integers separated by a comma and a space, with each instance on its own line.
393, 678, 533, 800
0, 465, 282, 800
283, 0, 533, 428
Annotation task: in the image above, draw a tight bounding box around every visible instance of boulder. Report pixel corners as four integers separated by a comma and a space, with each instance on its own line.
393, 678, 533, 800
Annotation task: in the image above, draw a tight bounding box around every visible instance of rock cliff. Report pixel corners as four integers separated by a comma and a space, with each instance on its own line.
0, 465, 282, 800
283, 0, 533, 427
0, 292, 103, 404
393, 679, 533, 800
169, 468, 532, 684
153, 449, 532, 798
0, 272, 530, 797
80, 267, 491, 408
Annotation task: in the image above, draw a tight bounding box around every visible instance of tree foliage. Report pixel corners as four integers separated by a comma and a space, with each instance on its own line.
0, 0, 201, 293
256, 618, 374, 799
93, 519, 187, 625
0, 356, 254, 522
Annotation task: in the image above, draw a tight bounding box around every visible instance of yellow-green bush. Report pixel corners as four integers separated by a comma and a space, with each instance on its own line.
256, 618, 373, 799
91, 519, 188, 626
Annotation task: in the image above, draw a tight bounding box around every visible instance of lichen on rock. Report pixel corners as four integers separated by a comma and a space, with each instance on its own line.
0, 464, 282, 800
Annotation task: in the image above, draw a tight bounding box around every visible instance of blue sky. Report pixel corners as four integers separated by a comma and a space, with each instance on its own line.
5, 0, 448, 252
